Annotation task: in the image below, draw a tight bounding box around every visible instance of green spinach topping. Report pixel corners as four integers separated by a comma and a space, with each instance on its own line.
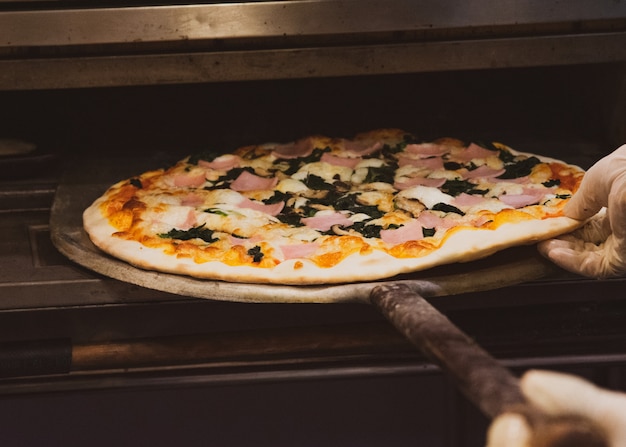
432, 203, 465, 216
351, 221, 383, 239
443, 161, 463, 171
363, 164, 397, 184
497, 156, 541, 179
441, 179, 488, 197
497, 147, 516, 163
276, 210, 304, 227
422, 227, 436, 238
333, 194, 384, 218
247, 246, 264, 263
263, 191, 290, 205
543, 179, 561, 187
303, 174, 334, 191
204, 208, 228, 216
158, 224, 218, 243
188, 150, 221, 165
129, 178, 143, 189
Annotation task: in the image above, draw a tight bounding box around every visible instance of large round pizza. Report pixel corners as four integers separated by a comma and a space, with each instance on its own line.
83, 129, 585, 284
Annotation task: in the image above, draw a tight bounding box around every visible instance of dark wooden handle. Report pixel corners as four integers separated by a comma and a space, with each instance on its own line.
370, 282, 523, 417
370, 283, 608, 446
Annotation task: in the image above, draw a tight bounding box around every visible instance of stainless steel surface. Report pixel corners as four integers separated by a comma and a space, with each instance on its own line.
2, 0, 625, 49
1, 0, 626, 89
5, 33, 626, 90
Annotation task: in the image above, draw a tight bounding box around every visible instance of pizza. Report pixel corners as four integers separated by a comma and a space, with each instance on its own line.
83, 129, 585, 285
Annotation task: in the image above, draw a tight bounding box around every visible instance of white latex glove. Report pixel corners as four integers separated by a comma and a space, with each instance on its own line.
486, 370, 626, 447
538, 144, 626, 278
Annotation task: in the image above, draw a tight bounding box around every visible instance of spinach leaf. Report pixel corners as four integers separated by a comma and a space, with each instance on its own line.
247, 246, 264, 263
422, 227, 436, 238
432, 203, 465, 216
276, 212, 304, 227
204, 208, 228, 216
263, 191, 291, 205
158, 224, 218, 243
543, 179, 561, 187
351, 221, 383, 239
364, 165, 396, 184
129, 178, 143, 189
304, 174, 334, 191
441, 179, 488, 197
497, 156, 541, 179
188, 150, 221, 165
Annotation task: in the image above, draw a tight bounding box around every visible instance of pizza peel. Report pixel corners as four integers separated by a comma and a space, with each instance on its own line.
51, 158, 607, 445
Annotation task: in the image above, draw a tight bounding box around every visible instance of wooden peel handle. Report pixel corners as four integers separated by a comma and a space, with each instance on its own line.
369, 283, 608, 447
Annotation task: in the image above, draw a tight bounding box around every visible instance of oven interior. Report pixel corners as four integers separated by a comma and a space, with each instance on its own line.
1, 1, 626, 445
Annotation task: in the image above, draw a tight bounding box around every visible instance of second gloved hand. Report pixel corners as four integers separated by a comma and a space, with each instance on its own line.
538, 144, 626, 278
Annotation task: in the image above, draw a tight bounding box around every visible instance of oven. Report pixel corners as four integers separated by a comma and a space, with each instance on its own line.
1, 1, 626, 446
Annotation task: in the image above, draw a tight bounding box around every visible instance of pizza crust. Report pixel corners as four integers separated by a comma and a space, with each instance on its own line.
84, 196, 582, 285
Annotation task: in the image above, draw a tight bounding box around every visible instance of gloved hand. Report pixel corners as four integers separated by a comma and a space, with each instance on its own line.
486, 370, 626, 447
538, 144, 626, 278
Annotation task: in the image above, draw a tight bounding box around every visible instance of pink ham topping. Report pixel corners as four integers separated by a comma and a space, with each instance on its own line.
320, 152, 362, 169
236, 197, 284, 216
452, 192, 488, 208
404, 143, 449, 158
230, 170, 279, 192
452, 143, 499, 163
498, 188, 546, 208
172, 171, 206, 188
394, 176, 446, 190
280, 242, 320, 260
416, 212, 458, 229
228, 234, 263, 246
380, 220, 424, 246
180, 192, 205, 207
198, 155, 240, 171
301, 212, 354, 232
272, 137, 316, 159
342, 139, 383, 156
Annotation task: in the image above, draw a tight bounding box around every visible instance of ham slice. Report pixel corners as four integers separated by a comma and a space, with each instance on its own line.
230, 171, 278, 192
198, 154, 240, 171
461, 165, 506, 179
301, 212, 354, 232
416, 212, 458, 229
236, 198, 284, 216
404, 143, 449, 158
452, 143, 498, 162
280, 242, 320, 260
380, 220, 424, 246
272, 137, 316, 159
320, 152, 362, 169
172, 171, 206, 188
394, 176, 446, 190
180, 192, 205, 207
228, 234, 262, 246
452, 192, 487, 208
342, 139, 383, 156
498, 188, 546, 208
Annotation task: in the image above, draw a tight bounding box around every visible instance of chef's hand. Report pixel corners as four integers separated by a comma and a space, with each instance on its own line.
538, 144, 626, 278
486, 370, 626, 447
